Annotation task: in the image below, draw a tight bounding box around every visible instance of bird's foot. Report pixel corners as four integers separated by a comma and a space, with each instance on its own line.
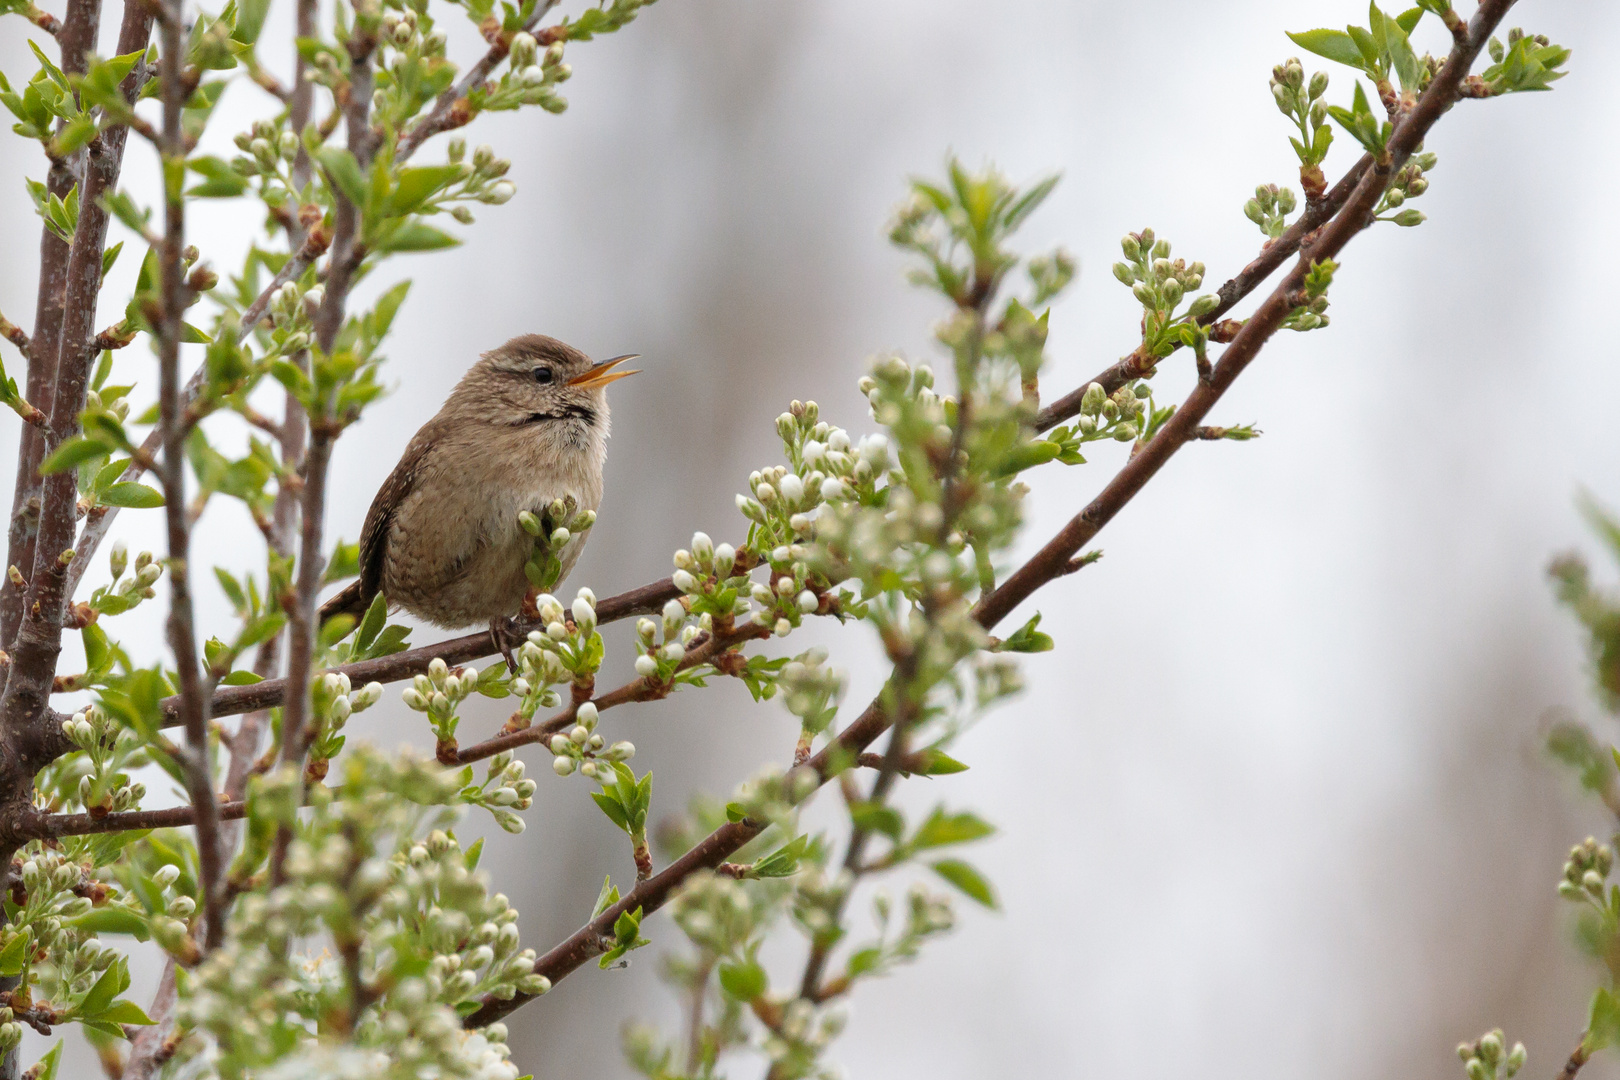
490, 615, 525, 674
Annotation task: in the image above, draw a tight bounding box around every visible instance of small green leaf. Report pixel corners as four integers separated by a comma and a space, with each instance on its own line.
717, 958, 766, 1001
911, 809, 995, 850
31, 1041, 62, 1080
65, 907, 150, 940
39, 435, 111, 475
931, 859, 998, 908
1286, 28, 1367, 69
79, 961, 122, 1016
99, 482, 164, 508
91, 999, 155, 1025
0, 933, 27, 976
220, 670, 263, 685
850, 802, 904, 840
1589, 987, 1620, 1053
378, 222, 460, 253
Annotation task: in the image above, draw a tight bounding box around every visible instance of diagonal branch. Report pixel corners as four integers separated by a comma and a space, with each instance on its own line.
465, 0, 1522, 1026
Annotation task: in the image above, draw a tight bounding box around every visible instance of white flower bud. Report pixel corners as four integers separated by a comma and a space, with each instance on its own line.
775, 618, 792, 637
571, 596, 596, 632
549, 734, 571, 755
803, 440, 826, 464
577, 701, 598, 727
553, 756, 576, 776
778, 474, 804, 503
756, 482, 776, 503
672, 570, 698, 594
153, 864, 181, 887
714, 543, 736, 577
546, 621, 568, 641
634, 654, 658, 677
486, 181, 516, 205
661, 642, 685, 663
797, 590, 818, 614
691, 532, 713, 559
820, 478, 846, 501
429, 657, 449, 681
550, 527, 571, 547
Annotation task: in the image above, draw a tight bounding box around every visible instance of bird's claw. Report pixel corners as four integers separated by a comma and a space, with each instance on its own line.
491, 615, 524, 674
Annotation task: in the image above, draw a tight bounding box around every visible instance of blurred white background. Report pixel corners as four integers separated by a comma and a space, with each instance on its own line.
4, 0, 1620, 1077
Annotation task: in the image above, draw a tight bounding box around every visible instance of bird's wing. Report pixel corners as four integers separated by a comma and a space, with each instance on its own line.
357, 433, 434, 607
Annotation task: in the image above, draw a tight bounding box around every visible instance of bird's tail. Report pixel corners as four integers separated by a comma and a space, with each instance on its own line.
318, 580, 370, 630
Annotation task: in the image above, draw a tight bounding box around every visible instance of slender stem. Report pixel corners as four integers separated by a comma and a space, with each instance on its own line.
153, 0, 226, 952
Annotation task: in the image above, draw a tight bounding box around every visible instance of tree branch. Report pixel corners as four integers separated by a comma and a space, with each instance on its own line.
1033, 155, 1373, 434
466, 0, 1521, 1025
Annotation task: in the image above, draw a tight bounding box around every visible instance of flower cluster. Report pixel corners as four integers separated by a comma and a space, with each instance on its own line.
87, 543, 163, 617
1374, 151, 1438, 228
402, 656, 481, 754
179, 750, 544, 1076
519, 496, 597, 592
49, 703, 148, 816
547, 701, 635, 779
307, 670, 385, 778
1457, 1030, 1526, 1080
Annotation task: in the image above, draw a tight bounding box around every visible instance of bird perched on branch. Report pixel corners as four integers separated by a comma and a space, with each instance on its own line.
318, 334, 638, 648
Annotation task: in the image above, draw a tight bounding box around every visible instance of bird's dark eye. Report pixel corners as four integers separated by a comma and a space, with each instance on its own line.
532, 366, 554, 385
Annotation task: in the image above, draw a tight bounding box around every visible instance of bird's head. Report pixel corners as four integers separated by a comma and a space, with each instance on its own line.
455, 333, 639, 431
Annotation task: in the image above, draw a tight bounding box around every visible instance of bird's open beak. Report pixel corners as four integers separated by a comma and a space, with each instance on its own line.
568, 354, 641, 389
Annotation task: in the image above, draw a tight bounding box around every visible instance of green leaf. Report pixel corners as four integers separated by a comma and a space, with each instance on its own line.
316, 146, 368, 208
30, 1042, 61, 1080
591, 790, 631, 832
384, 165, 462, 216
1394, 6, 1423, 33
353, 591, 388, 653
930, 858, 998, 909
591, 875, 620, 918
0, 933, 27, 976
747, 834, 810, 878
91, 999, 156, 1025
1589, 987, 1620, 1053
998, 611, 1054, 653
220, 670, 263, 685
65, 907, 150, 940
79, 961, 122, 1016
81, 622, 110, 672
378, 221, 460, 253
99, 482, 164, 508
1286, 28, 1367, 69
232, 0, 270, 44
613, 906, 642, 945
850, 802, 904, 841
911, 749, 969, 776
39, 435, 111, 475
717, 958, 766, 1001
911, 809, 995, 850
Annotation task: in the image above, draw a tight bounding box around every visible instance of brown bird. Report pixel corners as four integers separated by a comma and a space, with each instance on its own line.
319, 334, 638, 646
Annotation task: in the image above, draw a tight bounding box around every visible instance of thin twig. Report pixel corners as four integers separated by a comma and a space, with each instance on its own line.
394, 0, 562, 163
155, 0, 227, 954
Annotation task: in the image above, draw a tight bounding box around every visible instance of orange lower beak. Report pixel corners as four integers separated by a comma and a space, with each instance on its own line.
568, 354, 641, 389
